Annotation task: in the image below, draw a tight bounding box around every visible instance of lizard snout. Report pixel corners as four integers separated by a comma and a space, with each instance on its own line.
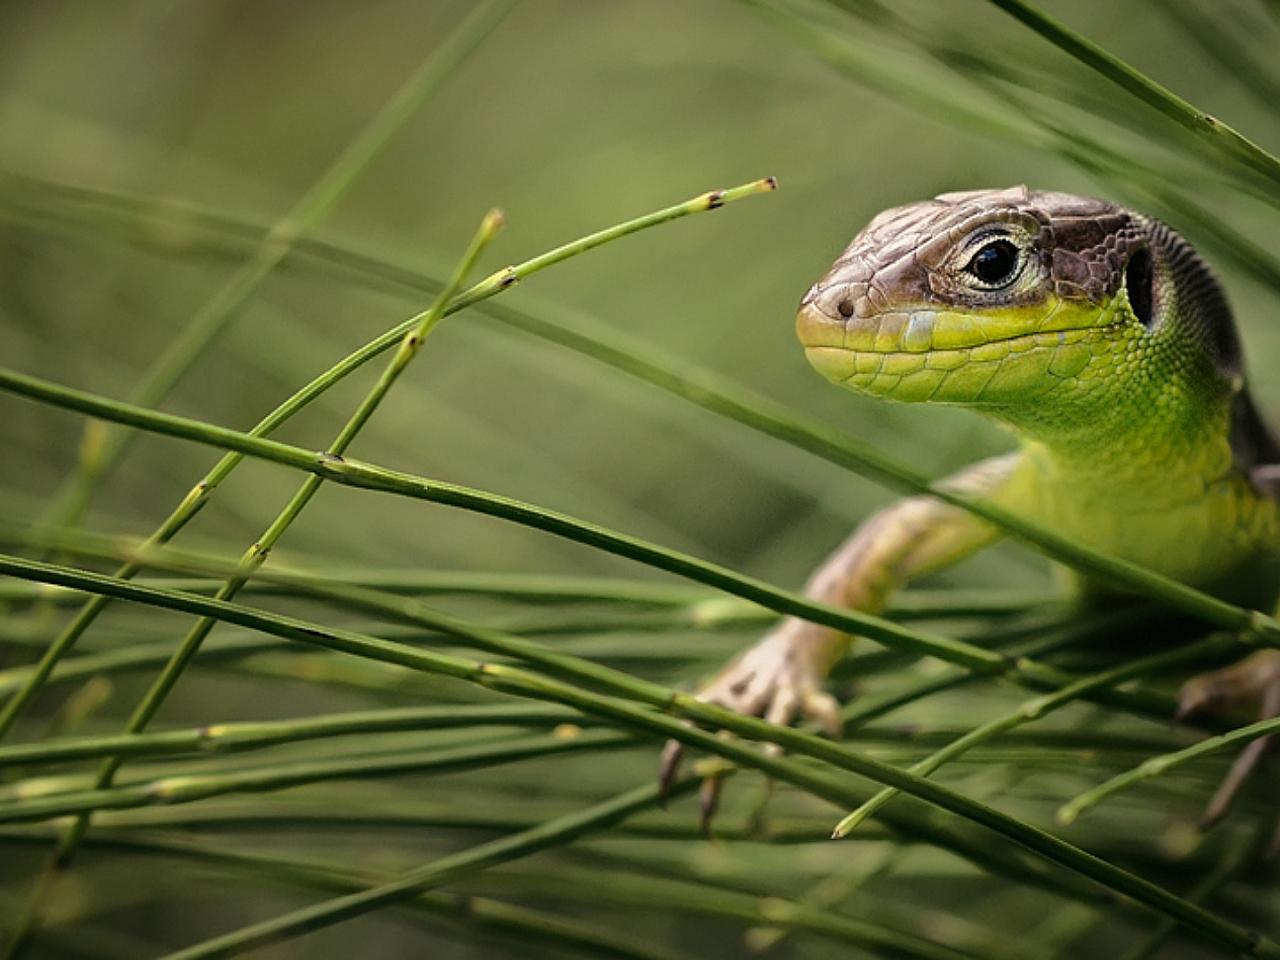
796, 292, 860, 383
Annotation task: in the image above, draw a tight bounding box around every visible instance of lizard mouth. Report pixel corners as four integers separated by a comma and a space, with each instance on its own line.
795, 299, 1124, 402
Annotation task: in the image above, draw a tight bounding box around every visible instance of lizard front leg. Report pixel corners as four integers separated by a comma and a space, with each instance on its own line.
660, 452, 1023, 817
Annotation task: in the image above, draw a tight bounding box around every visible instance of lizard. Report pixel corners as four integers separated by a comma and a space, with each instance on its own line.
659, 186, 1280, 826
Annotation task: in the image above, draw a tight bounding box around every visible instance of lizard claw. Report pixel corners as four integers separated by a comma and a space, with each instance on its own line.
699, 767, 725, 834
657, 736, 686, 805
1177, 650, 1280, 827
657, 625, 842, 823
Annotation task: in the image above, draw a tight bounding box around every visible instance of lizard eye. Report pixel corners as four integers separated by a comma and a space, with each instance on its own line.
965, 238, 1021, 288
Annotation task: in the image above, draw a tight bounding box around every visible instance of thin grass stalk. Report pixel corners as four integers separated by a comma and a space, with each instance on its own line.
818, 0, 1186, 157
0, 683, 1183, 817
831, 634, 1236, 838
836, 605, 1156, 730
0, 556, 1276, 956
6, 810, 875, 844
0, 569, 717, 607
37, 0, 513, 535
0, 622, 711, 703
461, 868, 993, 960
818, 0, 1280, 215
1059, 713, 1280, 825
576, 826, 1107, 913
63, 788, 1086, 903
985, 0, 1280, 193
0, 731, 632, 824
742, 843, 900, 954
742, 0, 1044, 152
0, 177, 777, 745
0, 704, 580, 769
0, 720, 1182, 812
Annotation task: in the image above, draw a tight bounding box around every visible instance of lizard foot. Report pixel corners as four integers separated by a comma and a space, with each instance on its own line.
1178, 650, 1280, 827
658, 624, 842, 831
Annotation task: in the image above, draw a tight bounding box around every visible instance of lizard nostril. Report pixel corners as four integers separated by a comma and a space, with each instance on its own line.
836, 298, 856, 319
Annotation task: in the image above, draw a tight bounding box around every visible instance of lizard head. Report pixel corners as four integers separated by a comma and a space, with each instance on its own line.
797, 186, 1243, 442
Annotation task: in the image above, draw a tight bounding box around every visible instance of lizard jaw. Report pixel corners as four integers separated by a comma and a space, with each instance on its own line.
796, 298, 1124, 405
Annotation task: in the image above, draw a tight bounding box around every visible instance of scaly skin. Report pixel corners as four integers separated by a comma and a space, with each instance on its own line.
661, 186, 1280, 826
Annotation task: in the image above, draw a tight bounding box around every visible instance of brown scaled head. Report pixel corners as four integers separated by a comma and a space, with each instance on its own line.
800, 186, 1146, 342
794, 186, 1199, 411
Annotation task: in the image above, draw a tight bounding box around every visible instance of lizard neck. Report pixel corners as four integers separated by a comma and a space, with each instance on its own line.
1007, 378, 1239, 505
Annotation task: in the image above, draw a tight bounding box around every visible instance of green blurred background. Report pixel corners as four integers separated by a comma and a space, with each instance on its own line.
1, 1, 1278, 957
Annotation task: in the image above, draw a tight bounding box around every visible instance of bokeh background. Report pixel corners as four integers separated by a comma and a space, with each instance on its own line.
1, 1, 1278, 957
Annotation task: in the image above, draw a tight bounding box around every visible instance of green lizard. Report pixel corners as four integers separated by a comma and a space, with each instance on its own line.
661, 186, 1280, 823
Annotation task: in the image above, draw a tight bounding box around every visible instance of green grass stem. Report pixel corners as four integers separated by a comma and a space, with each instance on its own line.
986, 0, 1280, 194
0, 731, 628, 824
831, 634, 1235, 838
0, 704, 579, 769
1059, 713, 1280, 825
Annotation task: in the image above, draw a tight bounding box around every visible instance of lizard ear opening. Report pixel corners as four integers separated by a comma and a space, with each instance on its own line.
1124, 246, 1154, 327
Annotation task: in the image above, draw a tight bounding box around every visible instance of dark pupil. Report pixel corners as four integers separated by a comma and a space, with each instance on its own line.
969, 240, 1018, 285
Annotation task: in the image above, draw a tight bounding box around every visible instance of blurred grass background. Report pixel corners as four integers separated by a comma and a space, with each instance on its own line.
0, 1, 1278, 957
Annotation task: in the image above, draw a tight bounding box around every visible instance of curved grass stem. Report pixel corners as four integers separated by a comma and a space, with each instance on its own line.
0, 704, 579, 769
0, 731, 630, 824
1059, 713, 1280, 825
985, 0, 1280, 194
831, 634, 1235, 839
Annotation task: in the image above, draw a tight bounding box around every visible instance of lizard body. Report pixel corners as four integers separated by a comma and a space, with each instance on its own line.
664, 187, 1280, 821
